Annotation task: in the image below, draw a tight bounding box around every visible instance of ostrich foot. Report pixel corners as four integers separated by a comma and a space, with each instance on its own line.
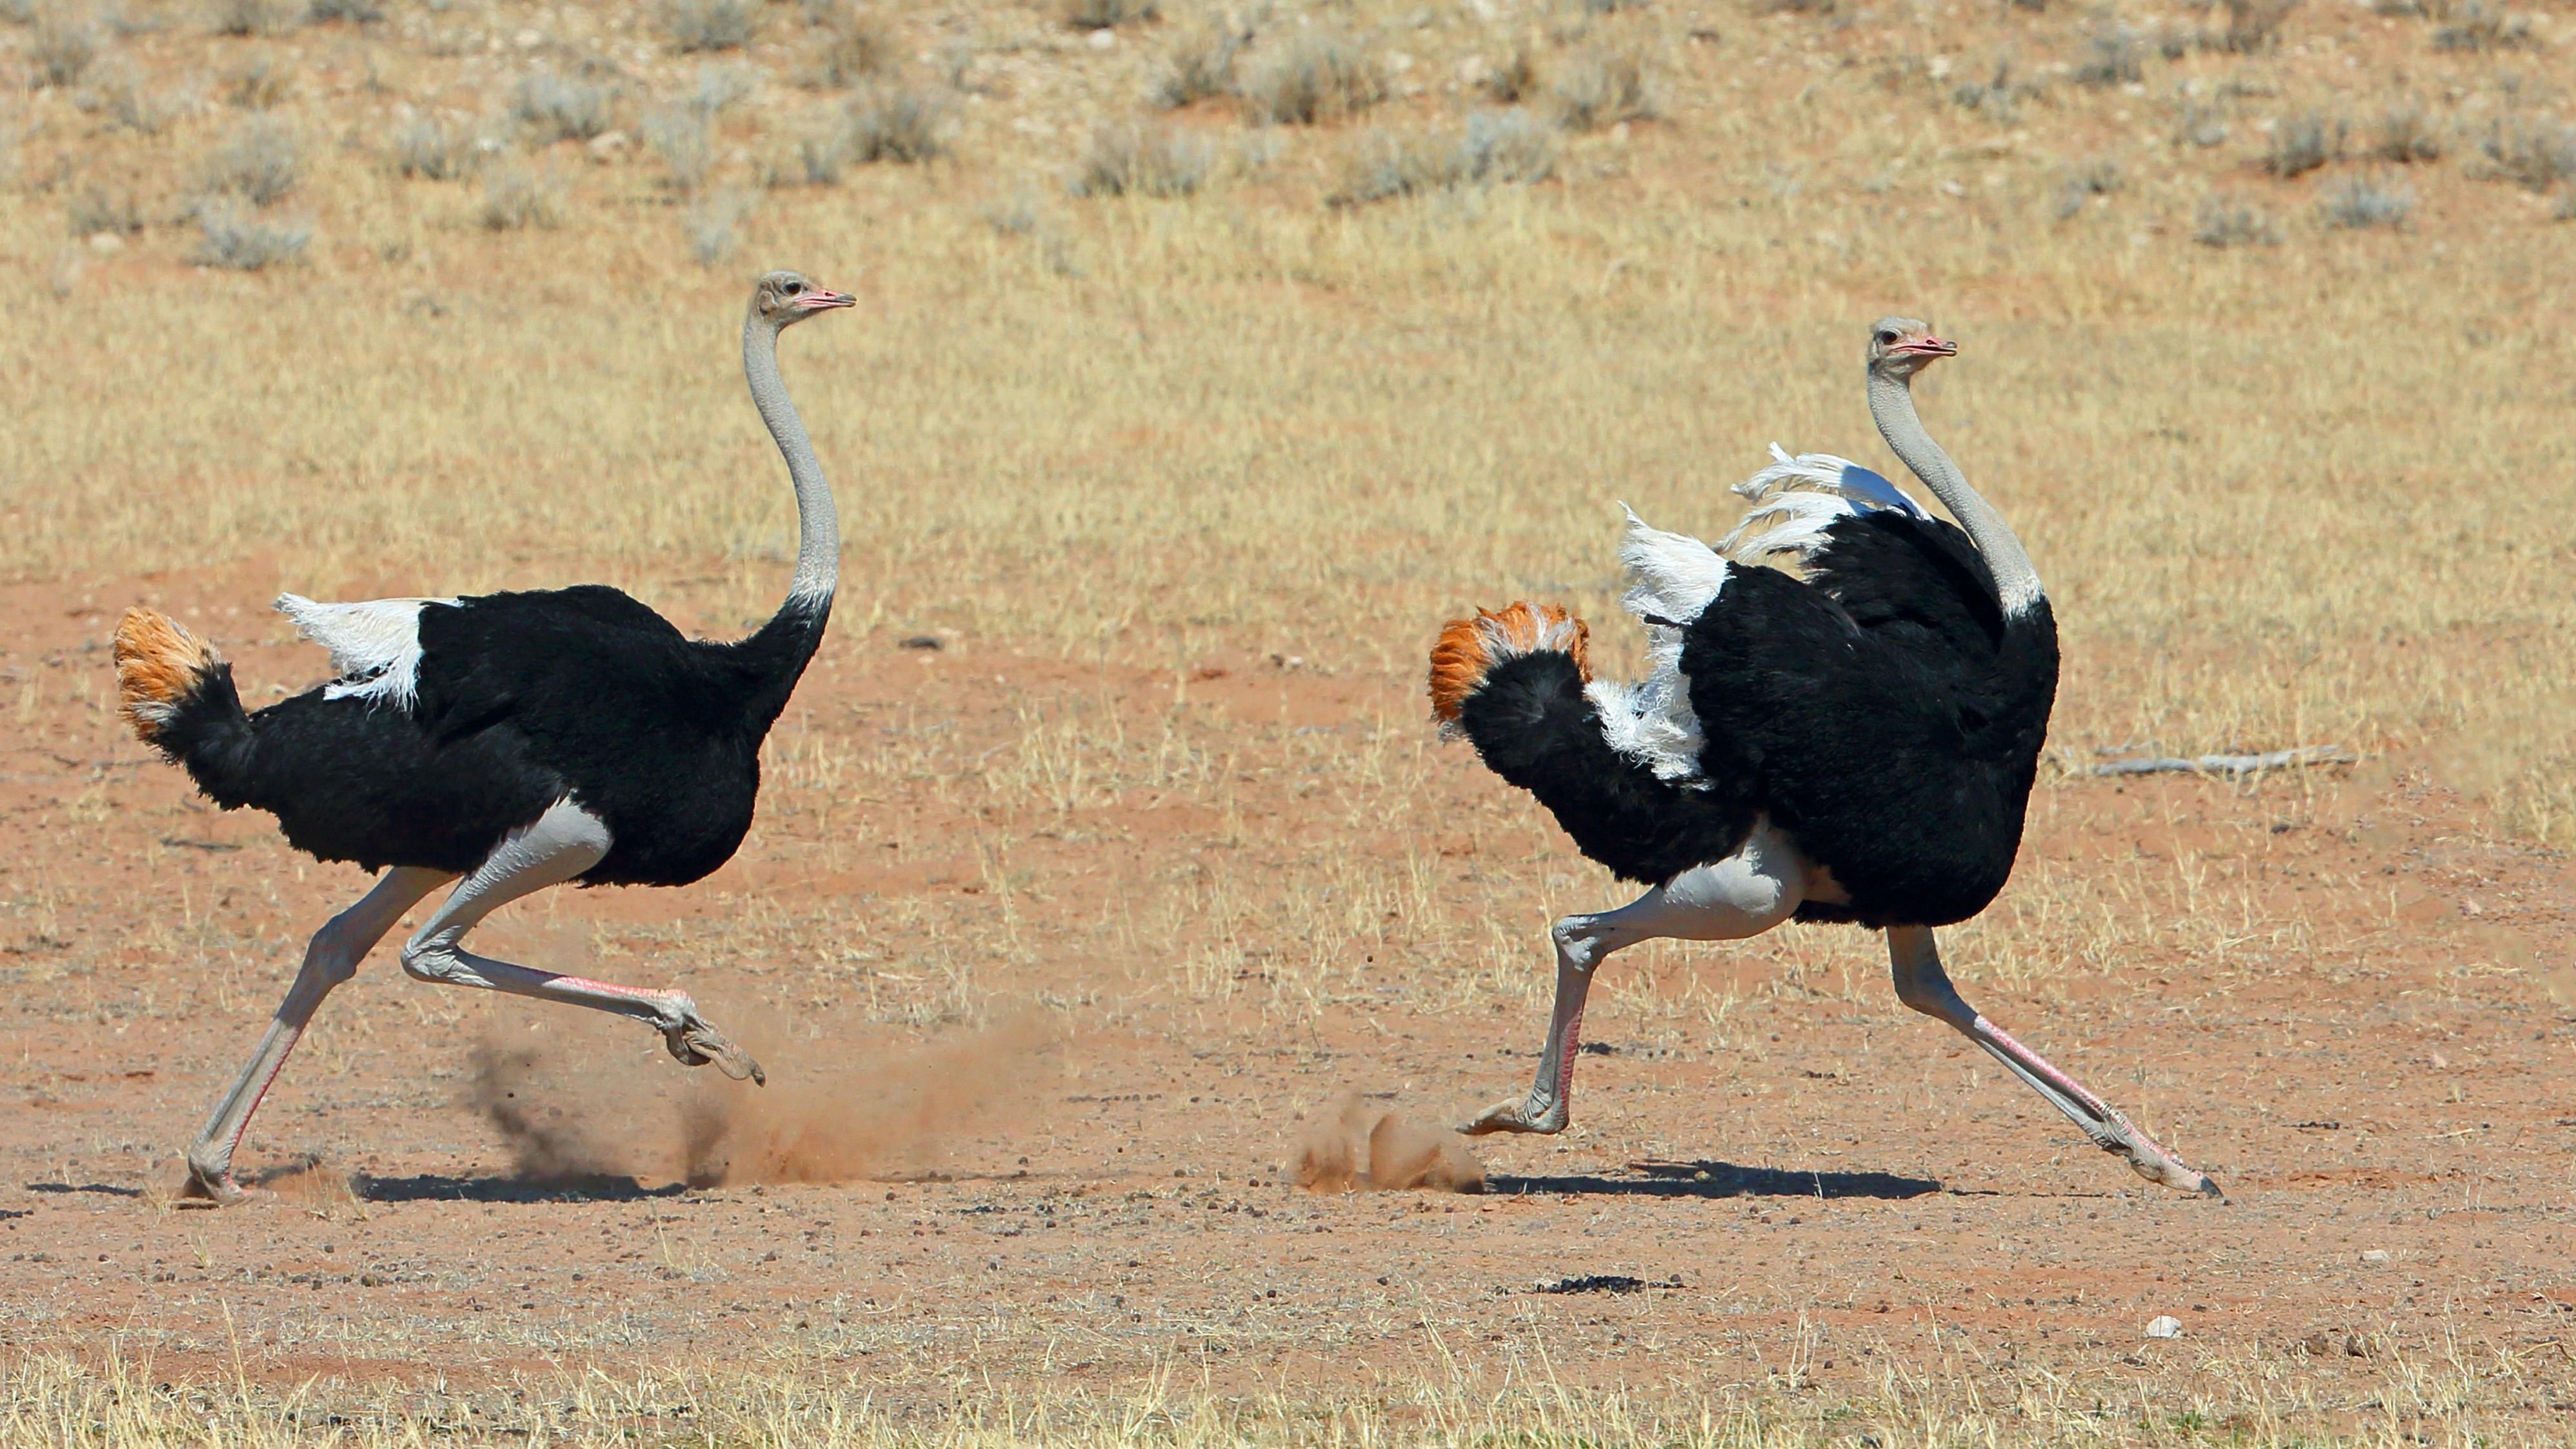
179, 1150, 248, 1208
1460, 1094, 1566, 1137
663, 1014, 765, 1086
2092, 1112, 2223, 1199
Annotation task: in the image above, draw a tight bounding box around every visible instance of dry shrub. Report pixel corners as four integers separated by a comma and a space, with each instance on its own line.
220, 48, 294, 108
206, 0, 298, 37
192, 199, 306, 268
1070, 119, 1214, 197
66, 185, 141, 236
2431, 1, 2532, 50
837, 82, 957, 163
203, 112, 299, 204
803, 6, 892, 87
1063, 0, 1155, 26
31, 5, 99, 86
658, 0, 757, 52
2474, 114, 2576, 191
89, 57, 191, 133
685, 188, 755, 265
1551, 46, 1653, 131
2319, 171, 2414, 230
480, 162, 565, 229
1477, 43, 1541, 104
305, 0, 382, 21
2371, 102, 2443, 163
1150, 18, 1247, 108
1328, 108, 1557, 206
1241, 30, 1385, 125
2210, 0, 2298, 51
513, 72, 616, 143
2193, 192, 2280, 246
643, 103, 714, 192
2264, 111, 2342, 177
391, 114, 477, 178
2050, 156, 2122, 219
2073, 23, 2144, 86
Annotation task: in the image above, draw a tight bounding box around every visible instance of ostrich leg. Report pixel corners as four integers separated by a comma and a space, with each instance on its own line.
185, 865, 454, 1204
1887, 925, 2219, 1197
1463, 829, 1806, 1136
395, 799, 763, 1084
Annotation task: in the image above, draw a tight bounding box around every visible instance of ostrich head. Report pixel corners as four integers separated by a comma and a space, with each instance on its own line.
751, 270, 855, 330
1866, 316, 1956, 380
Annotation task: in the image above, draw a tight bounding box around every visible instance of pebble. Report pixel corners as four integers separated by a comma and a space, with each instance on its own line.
2361, 1248, 2391, 1263
2144, 1315, 2183, 1339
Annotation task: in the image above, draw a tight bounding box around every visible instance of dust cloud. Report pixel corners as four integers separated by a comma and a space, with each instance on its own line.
466, 1008, 1056, 1188
1292, 1092, 1485, 1194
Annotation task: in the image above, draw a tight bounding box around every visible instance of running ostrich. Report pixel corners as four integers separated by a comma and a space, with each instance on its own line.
113, 270, 853, 1203
1428, 317, 2219, 1197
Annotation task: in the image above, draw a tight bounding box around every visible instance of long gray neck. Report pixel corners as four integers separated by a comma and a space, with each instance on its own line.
1868, 369, 2042, 618
743, 312, 837, 612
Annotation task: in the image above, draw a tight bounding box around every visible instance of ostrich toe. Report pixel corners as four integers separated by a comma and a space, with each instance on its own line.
665, 1019, 765, 1085
1461, 1094, 1566, 1136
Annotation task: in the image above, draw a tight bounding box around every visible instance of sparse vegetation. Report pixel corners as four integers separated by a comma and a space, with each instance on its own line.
1477, 43, 1541, 105
305, 0, 383, 21
836, 81, 957, 163
1241, 30, 1386, 126
2193, 192, 2281, 245
2320, 170, 2415, 228
191, 198, 307, 267
2172, 99, 2229, 148
1070, 119, 1214, 197
221, 48, 294, 108
1550, 46, 1653, 132
30, 5, 100, 86
206, 0, 299, 37
65, 184, 141, 235
684, 187, 755, 264
2432, 1, 2532, 51
1150, 18, 1248, 108
2050, 157, 2122, 219
202, 112, 300, 204
802, 6, 892, 87
479, 161, 566, 228
2210, 0, 2298, 52
512, 72, 616, 143
2371, 102, 2442, 163
2473, 114, 2576, 191
657, 0, 757, 52
1328, 108, 1557, 206
2073, 23, 2144, 86
391, 114, 478, 179
1063, 0, 1156, 27
2264, 111, 2342, 177
89, 57, 191, 133
644, 103, 715, 192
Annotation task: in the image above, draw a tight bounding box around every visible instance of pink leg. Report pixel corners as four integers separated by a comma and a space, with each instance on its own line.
1888, 925, 2221, 1198
184, 866, 454, 1204
396, 801, 763, 1084
1464, 832, 1806, 1136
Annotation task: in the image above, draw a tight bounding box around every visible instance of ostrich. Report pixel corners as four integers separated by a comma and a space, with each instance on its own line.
112, 270, 853, 1203
1428, 318, 2219, 1197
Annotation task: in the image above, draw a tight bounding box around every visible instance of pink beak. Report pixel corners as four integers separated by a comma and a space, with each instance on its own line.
1895, 335, 1957, 357
795, 288, 857, 311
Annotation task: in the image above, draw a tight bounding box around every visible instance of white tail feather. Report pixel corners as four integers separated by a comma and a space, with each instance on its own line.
1617, 505, 1730, 627
274, 594, 454, 710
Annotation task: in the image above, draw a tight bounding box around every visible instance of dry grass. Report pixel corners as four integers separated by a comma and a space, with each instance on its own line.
7, 1335, 2575, 1448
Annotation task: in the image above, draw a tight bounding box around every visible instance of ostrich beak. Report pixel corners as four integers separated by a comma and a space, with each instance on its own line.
795, 289, 857, 311
1895, 335, 1957, 358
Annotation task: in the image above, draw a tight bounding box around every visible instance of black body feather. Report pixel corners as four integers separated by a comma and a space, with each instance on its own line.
1459, 509, 2058, 929
157, 586, 831, 887
1455, 652, 1758, 886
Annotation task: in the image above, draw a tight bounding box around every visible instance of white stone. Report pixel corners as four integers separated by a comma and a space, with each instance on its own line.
2145, 1316, 2183, 1339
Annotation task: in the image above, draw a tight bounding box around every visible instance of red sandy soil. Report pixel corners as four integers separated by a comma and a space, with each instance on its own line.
1, 569, 2571, 1410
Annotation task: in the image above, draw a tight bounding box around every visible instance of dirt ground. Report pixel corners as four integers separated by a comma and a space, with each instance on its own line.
3, 568, 2573, 1423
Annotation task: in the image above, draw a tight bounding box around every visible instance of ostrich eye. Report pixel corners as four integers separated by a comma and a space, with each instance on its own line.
1876, 330, 1898, 345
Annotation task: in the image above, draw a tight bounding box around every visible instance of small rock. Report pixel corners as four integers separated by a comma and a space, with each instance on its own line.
85, 231, 124, 254
2361, 1248, 2390, 1264
515, 27, 542, 46
2145, 1315, 2183, 1339
897, 634, 943, 651
587, 130, 630, 160
1086, 27, 1115, 49
1456, 55, 1491, 85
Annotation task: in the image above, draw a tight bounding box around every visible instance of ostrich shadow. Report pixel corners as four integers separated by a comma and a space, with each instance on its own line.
1486, 1159, 1942, 1201
350, 1172, 689, 1205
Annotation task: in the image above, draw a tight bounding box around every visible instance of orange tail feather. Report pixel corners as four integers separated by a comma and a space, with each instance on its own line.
1428, 603, 1590, 726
